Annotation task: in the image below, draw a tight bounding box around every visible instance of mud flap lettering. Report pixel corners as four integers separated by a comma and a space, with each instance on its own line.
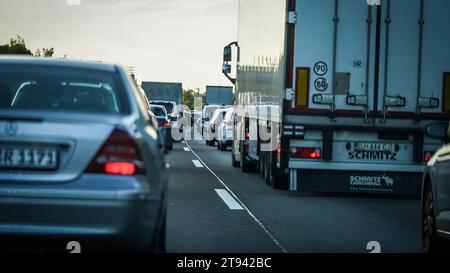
297, 170, 421, 196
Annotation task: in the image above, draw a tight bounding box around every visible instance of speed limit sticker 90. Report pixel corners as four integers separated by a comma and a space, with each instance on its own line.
313, 61, 328, 76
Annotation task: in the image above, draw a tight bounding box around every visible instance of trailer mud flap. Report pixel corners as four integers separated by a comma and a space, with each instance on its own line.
295, 170, 421, 197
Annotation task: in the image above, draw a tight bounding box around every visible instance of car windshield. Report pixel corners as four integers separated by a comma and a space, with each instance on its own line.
151, 106, 167, 117
152, 102, 174, 113
0, 65, 127, 114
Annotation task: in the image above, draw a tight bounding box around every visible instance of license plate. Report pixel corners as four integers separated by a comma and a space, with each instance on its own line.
0, 147, 58, 170
353, 142, 393, 152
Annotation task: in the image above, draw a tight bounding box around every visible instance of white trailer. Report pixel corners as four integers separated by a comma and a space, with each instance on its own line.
223, 0, 450, 196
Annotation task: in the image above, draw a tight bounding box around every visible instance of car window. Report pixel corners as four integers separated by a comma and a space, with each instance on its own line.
0, 65, 128, 114
151, 106, 167, 117
151, 102, 174, 113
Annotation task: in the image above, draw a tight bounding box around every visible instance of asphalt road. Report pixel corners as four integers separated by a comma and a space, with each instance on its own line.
166, 140, 424, 253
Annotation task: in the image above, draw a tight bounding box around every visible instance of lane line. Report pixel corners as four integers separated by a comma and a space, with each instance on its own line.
215, 189, 244, 210
185, 141, 288, 253
183, 147, 191, 152
192, 159, 204, 168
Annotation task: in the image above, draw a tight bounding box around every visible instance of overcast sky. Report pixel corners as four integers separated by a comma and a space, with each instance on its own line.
0, 0, 238, 91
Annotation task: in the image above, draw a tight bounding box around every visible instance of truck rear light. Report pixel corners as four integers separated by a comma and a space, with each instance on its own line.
424, 151, 434, 162
290, 147, 321, 159
86, 128, 145, 175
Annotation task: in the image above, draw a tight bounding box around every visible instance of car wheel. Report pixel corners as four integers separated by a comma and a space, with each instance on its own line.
157, 217, 167, 253
423, 182, 438, 253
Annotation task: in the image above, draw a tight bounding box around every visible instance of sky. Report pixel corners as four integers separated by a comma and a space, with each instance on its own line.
0, 0, 238, 92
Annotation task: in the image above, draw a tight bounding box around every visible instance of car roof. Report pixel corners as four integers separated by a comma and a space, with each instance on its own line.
150, 100, 176, 104
0, 56, 118, 73
150, 104, 166, 109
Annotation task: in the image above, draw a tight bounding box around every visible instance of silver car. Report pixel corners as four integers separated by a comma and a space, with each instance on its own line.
422, 122, 450, 252
0, 57, 168, 252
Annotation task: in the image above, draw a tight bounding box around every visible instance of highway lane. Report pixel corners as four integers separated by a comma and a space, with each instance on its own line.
166, 140, 424, 253
165, 141, 283, 253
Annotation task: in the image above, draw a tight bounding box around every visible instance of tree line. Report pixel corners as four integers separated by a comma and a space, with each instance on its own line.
0, 35, 55, 57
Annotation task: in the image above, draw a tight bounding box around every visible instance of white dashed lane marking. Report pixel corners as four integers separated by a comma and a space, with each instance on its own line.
215, 189, 244, 210
192, 160, 204, 168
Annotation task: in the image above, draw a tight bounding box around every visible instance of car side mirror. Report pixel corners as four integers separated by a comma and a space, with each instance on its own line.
425, 122, 449, 141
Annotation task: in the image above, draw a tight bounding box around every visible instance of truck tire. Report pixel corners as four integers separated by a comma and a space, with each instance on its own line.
263, 152, 270, 185
265, 152, 287, 189
231, 148, 240, 168
220, 142, 227, 151
240, 156, 252, 173
259, 151, 266, 178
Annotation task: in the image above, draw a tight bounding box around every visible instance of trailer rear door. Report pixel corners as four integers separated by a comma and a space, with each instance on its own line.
291, 0, 450, 121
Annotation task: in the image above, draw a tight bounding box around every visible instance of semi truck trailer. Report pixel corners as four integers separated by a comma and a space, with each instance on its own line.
222, 0, 450, 196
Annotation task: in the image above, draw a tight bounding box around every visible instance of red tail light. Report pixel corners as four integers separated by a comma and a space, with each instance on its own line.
424, 151, 433, 162
86, 128, 145, 175
290, 147, 322, 159
105, 162, 136, 175
245, 131, 250, 140
158, 120, 171, 127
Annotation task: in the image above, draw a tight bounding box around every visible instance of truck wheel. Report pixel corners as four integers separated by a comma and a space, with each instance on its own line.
259, 151, 266, 178
220, 142, 227, 151
263, 153, 270, 185
240, 156, 252, 173
231, 150, 240, 168
265, 152, 287, 189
